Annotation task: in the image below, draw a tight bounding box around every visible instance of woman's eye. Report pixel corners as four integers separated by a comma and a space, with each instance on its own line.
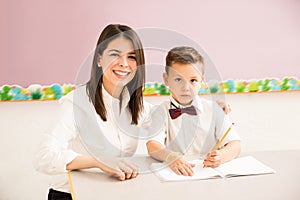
110, 53, 119, 57
128, 56, 136, 60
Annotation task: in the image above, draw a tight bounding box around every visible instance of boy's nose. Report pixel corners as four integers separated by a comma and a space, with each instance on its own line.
119, 56, 129, 67
182, 82, 190, 91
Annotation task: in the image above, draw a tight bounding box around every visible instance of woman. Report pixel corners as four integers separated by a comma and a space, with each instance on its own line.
35, 24, 165, 199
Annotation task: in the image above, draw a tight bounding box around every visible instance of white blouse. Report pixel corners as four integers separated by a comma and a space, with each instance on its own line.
35, 84, 164, 192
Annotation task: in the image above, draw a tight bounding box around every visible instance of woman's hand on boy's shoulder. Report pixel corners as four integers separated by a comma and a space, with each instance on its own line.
216, 100, 231, 114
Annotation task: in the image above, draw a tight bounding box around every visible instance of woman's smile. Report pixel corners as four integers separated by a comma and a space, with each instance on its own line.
113, 69, 131, 78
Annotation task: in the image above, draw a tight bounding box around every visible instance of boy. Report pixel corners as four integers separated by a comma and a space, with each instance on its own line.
147, 46, 241, 176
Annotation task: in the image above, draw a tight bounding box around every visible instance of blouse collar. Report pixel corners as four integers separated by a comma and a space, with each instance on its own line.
102, 85, 131, 111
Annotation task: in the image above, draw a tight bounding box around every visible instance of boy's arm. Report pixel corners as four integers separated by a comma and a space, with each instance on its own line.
147, 140, 195, 176
146, 140, 171, 162
203, 140, 241, 168
220, 140, 241, 162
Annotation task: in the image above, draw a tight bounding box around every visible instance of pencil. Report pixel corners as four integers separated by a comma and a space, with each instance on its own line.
67, 171, 77, 200
212, 123, 235, 151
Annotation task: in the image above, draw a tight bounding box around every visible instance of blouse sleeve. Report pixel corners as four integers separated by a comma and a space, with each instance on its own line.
139, 101, 167, 146
34, 99, 81, 174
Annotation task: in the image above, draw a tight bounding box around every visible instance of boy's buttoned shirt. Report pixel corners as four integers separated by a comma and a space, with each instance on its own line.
160, 96, 240, 157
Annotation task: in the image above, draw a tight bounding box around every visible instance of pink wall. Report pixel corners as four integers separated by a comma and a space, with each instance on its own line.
1, 0, 300, 87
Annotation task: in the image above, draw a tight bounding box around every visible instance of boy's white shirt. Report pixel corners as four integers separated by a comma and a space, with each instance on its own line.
34, 84, 164, 192
159, 96, 240, 157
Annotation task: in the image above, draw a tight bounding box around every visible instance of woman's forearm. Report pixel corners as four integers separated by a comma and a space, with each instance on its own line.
66, 155, 102, 170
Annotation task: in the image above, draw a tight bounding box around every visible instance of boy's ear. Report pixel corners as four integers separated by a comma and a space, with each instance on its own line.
163, 72, 169, 86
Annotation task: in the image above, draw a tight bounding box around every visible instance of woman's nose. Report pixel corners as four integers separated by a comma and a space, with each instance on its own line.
119, 56, 129, 67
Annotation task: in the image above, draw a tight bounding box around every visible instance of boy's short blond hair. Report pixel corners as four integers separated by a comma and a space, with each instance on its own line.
165, 46, 204, 74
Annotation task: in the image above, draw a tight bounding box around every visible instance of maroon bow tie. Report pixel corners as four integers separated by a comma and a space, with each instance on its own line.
169, 106, 197, 119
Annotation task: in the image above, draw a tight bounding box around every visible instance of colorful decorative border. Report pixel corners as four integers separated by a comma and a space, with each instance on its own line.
144, 77, 300, 95
0, 84, 75, 101
1, 77, 300, 101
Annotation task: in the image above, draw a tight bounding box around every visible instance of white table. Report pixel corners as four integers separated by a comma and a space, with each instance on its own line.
70, 150, 300, 200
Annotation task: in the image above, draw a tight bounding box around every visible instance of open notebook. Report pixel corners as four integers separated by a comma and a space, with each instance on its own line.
151, 156, 276, 181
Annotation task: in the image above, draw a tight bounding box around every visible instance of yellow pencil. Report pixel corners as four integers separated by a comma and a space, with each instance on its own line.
213, 123, 235, 151
67, 171, 77, 200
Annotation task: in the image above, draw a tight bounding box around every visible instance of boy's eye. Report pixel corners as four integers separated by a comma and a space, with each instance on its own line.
191, 79, 198, 83
175, 78, 182, 82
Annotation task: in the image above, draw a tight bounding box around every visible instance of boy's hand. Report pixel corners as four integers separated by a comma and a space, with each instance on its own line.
203, 150, 223, 168
169, 157, 195, 176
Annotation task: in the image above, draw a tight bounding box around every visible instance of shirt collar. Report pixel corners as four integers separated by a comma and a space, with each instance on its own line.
102, 85, 130, 110
170, 96, 203, 113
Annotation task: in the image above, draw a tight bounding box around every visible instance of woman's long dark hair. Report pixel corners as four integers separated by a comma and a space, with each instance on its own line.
86, 24, 145, 125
